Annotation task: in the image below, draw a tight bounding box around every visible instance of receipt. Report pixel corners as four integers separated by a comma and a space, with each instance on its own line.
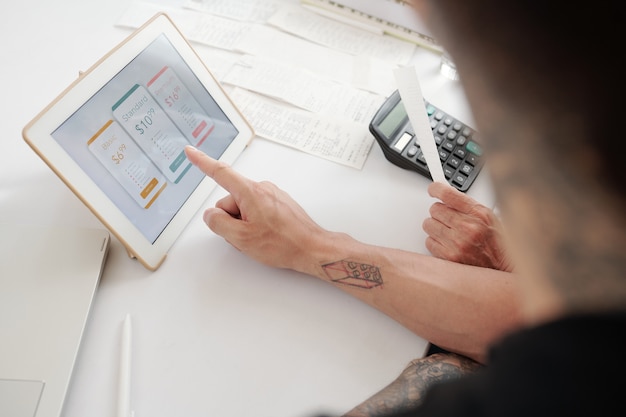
393, 66, 447, 184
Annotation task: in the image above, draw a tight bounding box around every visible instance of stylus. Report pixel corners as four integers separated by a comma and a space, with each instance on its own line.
118, 313, 135, 417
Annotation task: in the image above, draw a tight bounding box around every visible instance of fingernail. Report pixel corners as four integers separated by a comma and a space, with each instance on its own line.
203, 209, 212, 225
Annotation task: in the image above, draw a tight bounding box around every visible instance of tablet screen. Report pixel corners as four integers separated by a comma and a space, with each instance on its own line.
51, 33, 238, 243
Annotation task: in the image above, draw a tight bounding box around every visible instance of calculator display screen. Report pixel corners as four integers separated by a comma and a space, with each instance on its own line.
379, 101, 407, 138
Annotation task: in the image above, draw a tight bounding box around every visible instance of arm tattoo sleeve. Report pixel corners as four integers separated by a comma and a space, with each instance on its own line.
342, 353, 482, 417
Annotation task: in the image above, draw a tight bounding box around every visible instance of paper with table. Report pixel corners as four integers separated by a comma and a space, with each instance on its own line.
117, 0, 422, 169
300, 0, 441, 52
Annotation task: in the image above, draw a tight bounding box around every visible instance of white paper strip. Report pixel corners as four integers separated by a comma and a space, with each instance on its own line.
393, 66, 447, 184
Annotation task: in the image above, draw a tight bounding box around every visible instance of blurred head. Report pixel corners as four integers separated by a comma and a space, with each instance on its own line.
410, 0, 626, 322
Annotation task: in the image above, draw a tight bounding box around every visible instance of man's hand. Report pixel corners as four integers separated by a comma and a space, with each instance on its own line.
422, 182, 514, 272
185, 146, 328, 273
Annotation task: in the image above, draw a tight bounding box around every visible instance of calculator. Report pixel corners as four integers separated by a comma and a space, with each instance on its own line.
369, 90, 483, 192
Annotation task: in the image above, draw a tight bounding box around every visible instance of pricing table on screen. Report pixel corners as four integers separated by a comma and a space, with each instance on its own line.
135, 108, 157, 135
112, 143, 128, 164
164, 85, 182, 107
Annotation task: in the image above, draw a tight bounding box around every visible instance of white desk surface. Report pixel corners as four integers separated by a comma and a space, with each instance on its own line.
0, 1, 494, 416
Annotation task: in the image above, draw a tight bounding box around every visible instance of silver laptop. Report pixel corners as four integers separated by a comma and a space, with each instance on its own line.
0, 223, 110, 417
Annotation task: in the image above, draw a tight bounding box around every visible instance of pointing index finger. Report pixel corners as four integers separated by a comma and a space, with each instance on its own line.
184, 146, 247, 194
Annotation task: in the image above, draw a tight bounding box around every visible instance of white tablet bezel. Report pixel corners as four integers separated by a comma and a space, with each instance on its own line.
23, 13, 253, 270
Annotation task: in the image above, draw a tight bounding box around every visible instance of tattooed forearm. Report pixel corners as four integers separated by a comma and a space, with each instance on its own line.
342, 353, 482, 417
322, 260, 383, 289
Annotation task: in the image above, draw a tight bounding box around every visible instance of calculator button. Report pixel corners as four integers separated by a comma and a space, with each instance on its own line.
467, 153, 479, 166
454, 147, 467, 158
426, 104, 436, 115
416, 152, 427, 165
460, 163, 473, 175
447, 156, 461, 169
456, 136, 467, 146
437, 125, 447, 135
443, 140, 455, 152
435, 111, 444, 121
393, 132, 413, 152
438, 149, 449, 161
434, 135, 443, 145
453, 173, 467, 187
446, 130, 457, 140
444, 166, 454, 179
444, 117, 452, 126
453, 122, 462, 131
466, 140, 483, 156
407, 145, 419, 157
430, 119, 438, 129
462, 127, 472, 137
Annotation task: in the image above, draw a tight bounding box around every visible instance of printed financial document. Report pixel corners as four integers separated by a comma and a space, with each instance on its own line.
230, 88, 374, 169
117, 0, 420, 169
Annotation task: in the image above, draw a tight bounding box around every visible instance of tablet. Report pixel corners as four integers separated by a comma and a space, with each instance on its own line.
23, 13, 254, 270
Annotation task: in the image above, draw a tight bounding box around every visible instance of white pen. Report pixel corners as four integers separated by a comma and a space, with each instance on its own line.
118, 313, 134, 417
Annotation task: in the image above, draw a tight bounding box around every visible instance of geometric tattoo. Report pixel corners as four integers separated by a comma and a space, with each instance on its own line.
321, 260, 383, 289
